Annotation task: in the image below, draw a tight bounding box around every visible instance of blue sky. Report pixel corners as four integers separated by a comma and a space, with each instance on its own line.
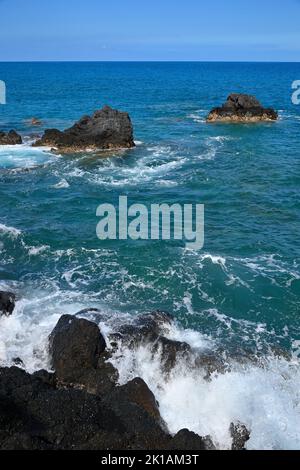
0, 0, 300, 61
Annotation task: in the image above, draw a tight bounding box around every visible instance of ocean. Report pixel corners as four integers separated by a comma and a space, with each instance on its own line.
0, 61, 300, 449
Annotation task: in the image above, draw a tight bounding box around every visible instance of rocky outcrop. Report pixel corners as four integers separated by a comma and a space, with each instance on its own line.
169, 429, 215, 451
0, 291, 16, 316
0, 130, 22, 145
230, 422, 251, 450
26, 118, 42, 126
33, 105, 135, 151
49, 314, 106, 379
207, 94, 278, 122
116, 378, 161, 422
0, 314, 217, 450
75, 309, 225, 377
49, 314, 115, 395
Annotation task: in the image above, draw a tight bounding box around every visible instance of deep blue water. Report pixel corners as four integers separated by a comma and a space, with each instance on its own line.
0, 62, 299, 354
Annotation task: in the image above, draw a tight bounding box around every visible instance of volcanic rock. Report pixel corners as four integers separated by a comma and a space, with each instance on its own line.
33, 105, 135, 151
207, 93, 278, 122
0, 291, 16, 316
0, 130, 22, 145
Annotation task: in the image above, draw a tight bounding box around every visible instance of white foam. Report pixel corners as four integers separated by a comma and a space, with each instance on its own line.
27, 245, 50, 256
0, 284, 300, 450
0, 223, 22, 238
0, 286, 104, 372
111, 337, 300, 450
0, 144, 54, 170
52, 179, 70, 189
187, 110, 207, 123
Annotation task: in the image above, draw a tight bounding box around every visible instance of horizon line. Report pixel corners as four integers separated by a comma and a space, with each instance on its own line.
0, 60, 300, 64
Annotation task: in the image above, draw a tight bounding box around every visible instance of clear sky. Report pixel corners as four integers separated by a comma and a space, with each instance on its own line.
0, 0, 300, 61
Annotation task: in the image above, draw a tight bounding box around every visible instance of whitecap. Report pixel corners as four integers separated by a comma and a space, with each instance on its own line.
52, 179, 70, 189
110, 329, 300, 450
0, 143, 55, 170
27, 245, 50, 256
0, 223, 22, 238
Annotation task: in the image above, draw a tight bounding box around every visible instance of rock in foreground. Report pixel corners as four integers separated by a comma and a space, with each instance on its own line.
0, 314, 216, 450
0, 291, 16, 316
33, 105, 135, 151
207, 94, 278, 123
0, 130, 22, 145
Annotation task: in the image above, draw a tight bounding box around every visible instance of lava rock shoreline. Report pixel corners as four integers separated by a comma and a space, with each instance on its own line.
0, 296, 250, 451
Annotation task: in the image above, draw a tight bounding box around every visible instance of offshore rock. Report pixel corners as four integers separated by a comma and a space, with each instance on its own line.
33, 105, 135, 151
0, 130, 22, 145
207, 94, 278, 122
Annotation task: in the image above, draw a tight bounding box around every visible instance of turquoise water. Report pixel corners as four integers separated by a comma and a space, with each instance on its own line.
0, 62, 300, 448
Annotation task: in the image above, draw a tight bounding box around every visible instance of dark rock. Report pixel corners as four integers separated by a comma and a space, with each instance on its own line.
32, 369, 57, 388
0, 367, 127, 450
29, 117, 42, 126
0, 314, 217, 451
114, 311, 174, 345
0, 130, 22, 145
112, 311, 194, 373
49, 314, 106, 382
101, 384, 171, 450
0, 365, 204, 450
152, 336, 191, 372
12, 358, 24, 368
224, 94, 261, 110
0, 291, 16, 316
117, 378, 161, 422
230, 421, 250, 450
49, 315, 118, 394
194, 351, 227, 379
168, 429, 216, 450
207, 93, 278, 122
63, 354, 119, 396
33, 105, 135, 151
110, 311, 193, 374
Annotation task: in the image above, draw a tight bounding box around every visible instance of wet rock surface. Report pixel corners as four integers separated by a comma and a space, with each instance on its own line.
0, 313, 219, 450
207, 94, 278, 122
230, 422, 251, 450
33, 105, 135, 151
0, 291, 16, 316
0, 130, 22, 145
169, 429, 215, 450
49, 314, 106, 379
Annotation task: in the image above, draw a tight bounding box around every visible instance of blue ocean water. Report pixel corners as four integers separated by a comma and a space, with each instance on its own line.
0, 62, 300, 449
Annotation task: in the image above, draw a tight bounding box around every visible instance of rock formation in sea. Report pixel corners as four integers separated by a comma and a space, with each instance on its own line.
0, 306, 251, 450
207, 94, 278, 123
0, 130, 22, 145
33, 105, 135, 151
0, 291, 16, 316
26, 117, 42, 126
